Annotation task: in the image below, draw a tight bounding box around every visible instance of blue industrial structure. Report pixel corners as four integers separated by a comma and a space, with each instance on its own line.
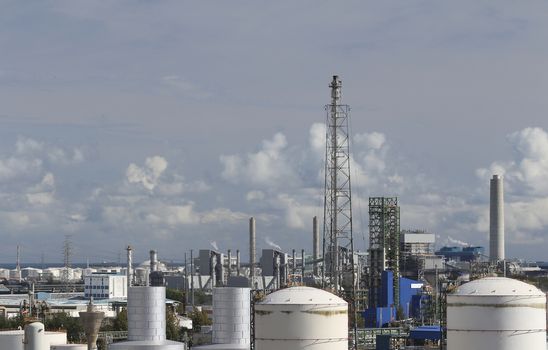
435, 246, 484, 262
363, 271, 424, 327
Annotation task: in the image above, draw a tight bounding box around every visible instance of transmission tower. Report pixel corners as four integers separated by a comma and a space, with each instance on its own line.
322, 75, 356, 291
62, 235, 73, 290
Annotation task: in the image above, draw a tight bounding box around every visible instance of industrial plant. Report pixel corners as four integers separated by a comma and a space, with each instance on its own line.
0, 76, 546, 350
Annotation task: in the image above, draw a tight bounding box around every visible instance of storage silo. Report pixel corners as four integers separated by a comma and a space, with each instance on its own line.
23, 322, 46, 350
447, 277, 546, 350
50, 345, 87, 350
254, 286, 347, 350
212, 287, 251, 345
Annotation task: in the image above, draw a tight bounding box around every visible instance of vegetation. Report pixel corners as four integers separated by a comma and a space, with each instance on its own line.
0, 315, 25, 330
44, 312, 84, 343
188, 307, 211, 333
100, 308, 127, 332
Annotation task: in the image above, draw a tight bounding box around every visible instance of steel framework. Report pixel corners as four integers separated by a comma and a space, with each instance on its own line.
322, 75, 355, 294
368, 197, 400, 308
321, 76, 358, 348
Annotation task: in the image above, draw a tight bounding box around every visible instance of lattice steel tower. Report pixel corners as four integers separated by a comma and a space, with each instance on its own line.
368, 197, 400, 308
322, 75, 355, 295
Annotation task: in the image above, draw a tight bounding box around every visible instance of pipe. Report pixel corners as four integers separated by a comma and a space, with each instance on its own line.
313, 216, 319, 276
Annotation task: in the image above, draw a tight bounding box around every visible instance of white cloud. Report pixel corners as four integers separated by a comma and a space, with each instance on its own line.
161, 75, 211, 99
477, 127, 548, 196
220, 132, 299, 187
126, 156, 168, 191
0, 157, 42, 182
246, 190, 265, 201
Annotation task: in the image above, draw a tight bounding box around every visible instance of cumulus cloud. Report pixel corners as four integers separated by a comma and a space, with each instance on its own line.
473, 127, 548, 245
220, 133, 299, 187
477, 127, 548, 196
15, 136, 84, 165
26, 173, 56, 205
161, 75, 211, 99
126, 156, 168, 191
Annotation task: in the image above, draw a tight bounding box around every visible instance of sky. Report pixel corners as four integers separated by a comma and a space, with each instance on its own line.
1, 1, 548, 263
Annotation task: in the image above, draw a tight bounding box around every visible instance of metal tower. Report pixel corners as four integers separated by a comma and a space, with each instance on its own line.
322, 75, 356, 294
61, 235, 73, 290
368, 197, 400, 308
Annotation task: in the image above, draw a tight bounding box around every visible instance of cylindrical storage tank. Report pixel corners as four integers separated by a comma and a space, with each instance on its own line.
255, 286, 347, 350
127, 286, 166, 341
50, 345, 87, 350
24, 322, 46, 350
0, 330, 66, 350
447, 277, 546, 350
0, 330, 25, 350
213, 287, 251, 345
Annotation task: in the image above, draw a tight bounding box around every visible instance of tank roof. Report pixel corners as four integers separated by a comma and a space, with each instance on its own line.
259, 286, 347, 305
452, 277, 544, 296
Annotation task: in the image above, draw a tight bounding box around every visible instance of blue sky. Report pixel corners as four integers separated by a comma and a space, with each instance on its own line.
1, 1, 548, 263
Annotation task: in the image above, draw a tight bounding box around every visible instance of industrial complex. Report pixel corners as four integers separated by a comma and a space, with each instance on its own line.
0, 76, 546, 350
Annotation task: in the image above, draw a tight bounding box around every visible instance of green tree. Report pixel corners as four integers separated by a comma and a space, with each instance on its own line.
189, 308, 211, 333
44, 312, 84, 343
101, 308, 127, 332
0, 314, 25, 330
166, 306, 181, 341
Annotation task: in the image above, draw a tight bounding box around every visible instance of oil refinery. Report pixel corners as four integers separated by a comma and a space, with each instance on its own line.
0, 76, 546, 350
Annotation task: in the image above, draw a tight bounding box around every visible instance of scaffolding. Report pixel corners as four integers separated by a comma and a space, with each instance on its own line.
368, 197, 400, 308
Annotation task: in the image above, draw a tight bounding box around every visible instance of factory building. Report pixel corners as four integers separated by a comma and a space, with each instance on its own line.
84, 273, 127, 299
399, 230, 436, 279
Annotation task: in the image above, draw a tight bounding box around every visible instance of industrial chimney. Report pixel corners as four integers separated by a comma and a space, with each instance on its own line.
126, 246, 133, 292
249, 217, 256, 285
313, 216, 319, 276
489, 175, 505, 262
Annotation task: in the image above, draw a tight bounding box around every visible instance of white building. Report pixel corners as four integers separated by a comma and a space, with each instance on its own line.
84, 274, 127, 299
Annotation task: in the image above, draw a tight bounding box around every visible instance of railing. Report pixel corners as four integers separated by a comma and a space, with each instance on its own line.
355, 328, 408, 349
79, 331, 128, 344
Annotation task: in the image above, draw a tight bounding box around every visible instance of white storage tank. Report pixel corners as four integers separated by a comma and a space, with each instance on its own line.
212, 287, 250, 345
50, 345, 87, 350
0, 330, 67, 350
447, 277, 546, 350
255, 286, 347, 350
24, 322, 46, 350
127, 286, 166, 342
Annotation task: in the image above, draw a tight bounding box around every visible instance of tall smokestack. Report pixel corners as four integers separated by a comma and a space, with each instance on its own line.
489, 175, 505, 262
150, 250, 158, 272
126, 246, 133, 292
236, 249, 241, 276
227, 249, 232, 277
313, 216, 319, 276
249, 217, 256, 285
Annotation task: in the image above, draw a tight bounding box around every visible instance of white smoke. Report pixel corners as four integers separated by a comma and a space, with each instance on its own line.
447, 236, 470, 247
265, 236, 282, 251
210, 241, 219, 251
